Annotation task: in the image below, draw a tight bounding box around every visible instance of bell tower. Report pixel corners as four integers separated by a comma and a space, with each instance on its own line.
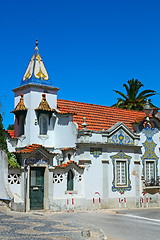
12, 41, 59, 148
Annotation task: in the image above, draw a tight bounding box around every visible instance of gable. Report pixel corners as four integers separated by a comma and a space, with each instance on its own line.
108, 128, 134, 145
106, 122, 139, 145
26, 150, 50, 165
14, 144, 56, 166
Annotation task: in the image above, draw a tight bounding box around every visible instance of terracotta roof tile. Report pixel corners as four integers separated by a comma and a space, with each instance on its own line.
15, 144, 56, 155
11, 94, 28, 113
57, 99, 145, 131
61, 147, 77, 151
35, 94, 54, 112
15, 144, 41, 153
5, 130, 15, 138
56, 160, 84, 169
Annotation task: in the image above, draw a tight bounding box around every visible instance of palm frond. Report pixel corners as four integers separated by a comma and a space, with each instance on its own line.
112, 78, 156, 111
113, 90, 128, 100
137, 90, 156, 99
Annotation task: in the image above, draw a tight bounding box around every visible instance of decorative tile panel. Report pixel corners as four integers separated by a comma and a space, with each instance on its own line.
141, 127, 159, 179
141, 140, 158, 160
108, 129, 134, 145
142, 127, 158, 142
90, 148, 102, 158
26, 152, 48, 165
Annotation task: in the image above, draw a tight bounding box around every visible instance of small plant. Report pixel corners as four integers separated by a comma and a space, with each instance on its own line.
8, 152, 20, 168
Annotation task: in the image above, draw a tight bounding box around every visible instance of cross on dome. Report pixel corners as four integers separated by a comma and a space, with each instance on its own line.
20, 41, 52, 86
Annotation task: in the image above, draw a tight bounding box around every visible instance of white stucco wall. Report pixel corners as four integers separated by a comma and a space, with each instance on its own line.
0, 151, 13, 200
13, 85, 78, 150
8, 82, 160, 211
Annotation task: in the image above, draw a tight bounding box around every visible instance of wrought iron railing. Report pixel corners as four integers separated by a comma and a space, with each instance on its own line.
145, 177, 160, 187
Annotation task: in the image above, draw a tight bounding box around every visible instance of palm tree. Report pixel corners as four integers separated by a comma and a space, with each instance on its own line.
112, 78, 156, 111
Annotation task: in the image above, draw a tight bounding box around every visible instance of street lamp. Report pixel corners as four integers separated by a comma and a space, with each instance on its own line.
143, 100, 153, 117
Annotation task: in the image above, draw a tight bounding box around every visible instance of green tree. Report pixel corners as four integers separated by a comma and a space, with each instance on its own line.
7, 124, 14, 130
0, 113, 20, 168
0, 113, 8, 152
112, 78, 156, 111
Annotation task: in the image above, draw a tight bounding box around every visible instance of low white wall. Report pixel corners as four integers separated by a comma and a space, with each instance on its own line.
0, 151, 13, 200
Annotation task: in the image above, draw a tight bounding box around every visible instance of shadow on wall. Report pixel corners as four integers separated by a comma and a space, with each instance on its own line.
48, 117, 56, 131
57, 116, 70, 126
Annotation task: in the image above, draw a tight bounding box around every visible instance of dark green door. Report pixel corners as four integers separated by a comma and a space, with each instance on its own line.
30, 167, 45, 210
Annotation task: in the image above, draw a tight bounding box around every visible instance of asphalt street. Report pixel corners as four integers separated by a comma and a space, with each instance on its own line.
64, 208, 160, 240
1, 202, 160, 240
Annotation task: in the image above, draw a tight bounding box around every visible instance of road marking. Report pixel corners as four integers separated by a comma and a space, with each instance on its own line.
124, 214, 160, 223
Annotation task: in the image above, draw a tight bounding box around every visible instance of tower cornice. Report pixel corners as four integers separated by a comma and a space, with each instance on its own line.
12, 83, 60, 93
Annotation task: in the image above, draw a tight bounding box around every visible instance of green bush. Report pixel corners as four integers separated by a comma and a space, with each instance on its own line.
0, 114, 20, 168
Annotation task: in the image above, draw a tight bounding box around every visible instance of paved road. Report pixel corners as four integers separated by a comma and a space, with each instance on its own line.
0, 204, 104, 240
117, 208, 160, 220
64, 209, 160, 240
1, 204, 160, 240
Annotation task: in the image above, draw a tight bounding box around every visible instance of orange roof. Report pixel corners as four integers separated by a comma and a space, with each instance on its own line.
35, 94, 54, 112
61, 147, 77, 151
57, 99, 145, 131
5, 130, 15, 138
15, 144, 56, 155
56, 160, 84, 169
11, 94, 28, 113
15, 144, 41, 153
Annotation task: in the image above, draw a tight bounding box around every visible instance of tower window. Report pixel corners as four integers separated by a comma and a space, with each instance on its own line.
39, 114, 48, 135
17, 115, 25, 136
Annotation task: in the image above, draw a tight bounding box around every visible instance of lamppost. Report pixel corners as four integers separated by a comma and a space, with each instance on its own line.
143, 100, 153, 118
143, 99, 155, 128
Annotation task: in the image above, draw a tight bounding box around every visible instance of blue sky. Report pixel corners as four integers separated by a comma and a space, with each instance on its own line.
1, 0, 160, 128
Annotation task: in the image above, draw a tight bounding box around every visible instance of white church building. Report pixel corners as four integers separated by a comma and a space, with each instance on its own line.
2, 41, 160, 211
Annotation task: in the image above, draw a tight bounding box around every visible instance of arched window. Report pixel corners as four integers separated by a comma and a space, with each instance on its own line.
67, 170, 74, 191
39, 114, 48, 135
